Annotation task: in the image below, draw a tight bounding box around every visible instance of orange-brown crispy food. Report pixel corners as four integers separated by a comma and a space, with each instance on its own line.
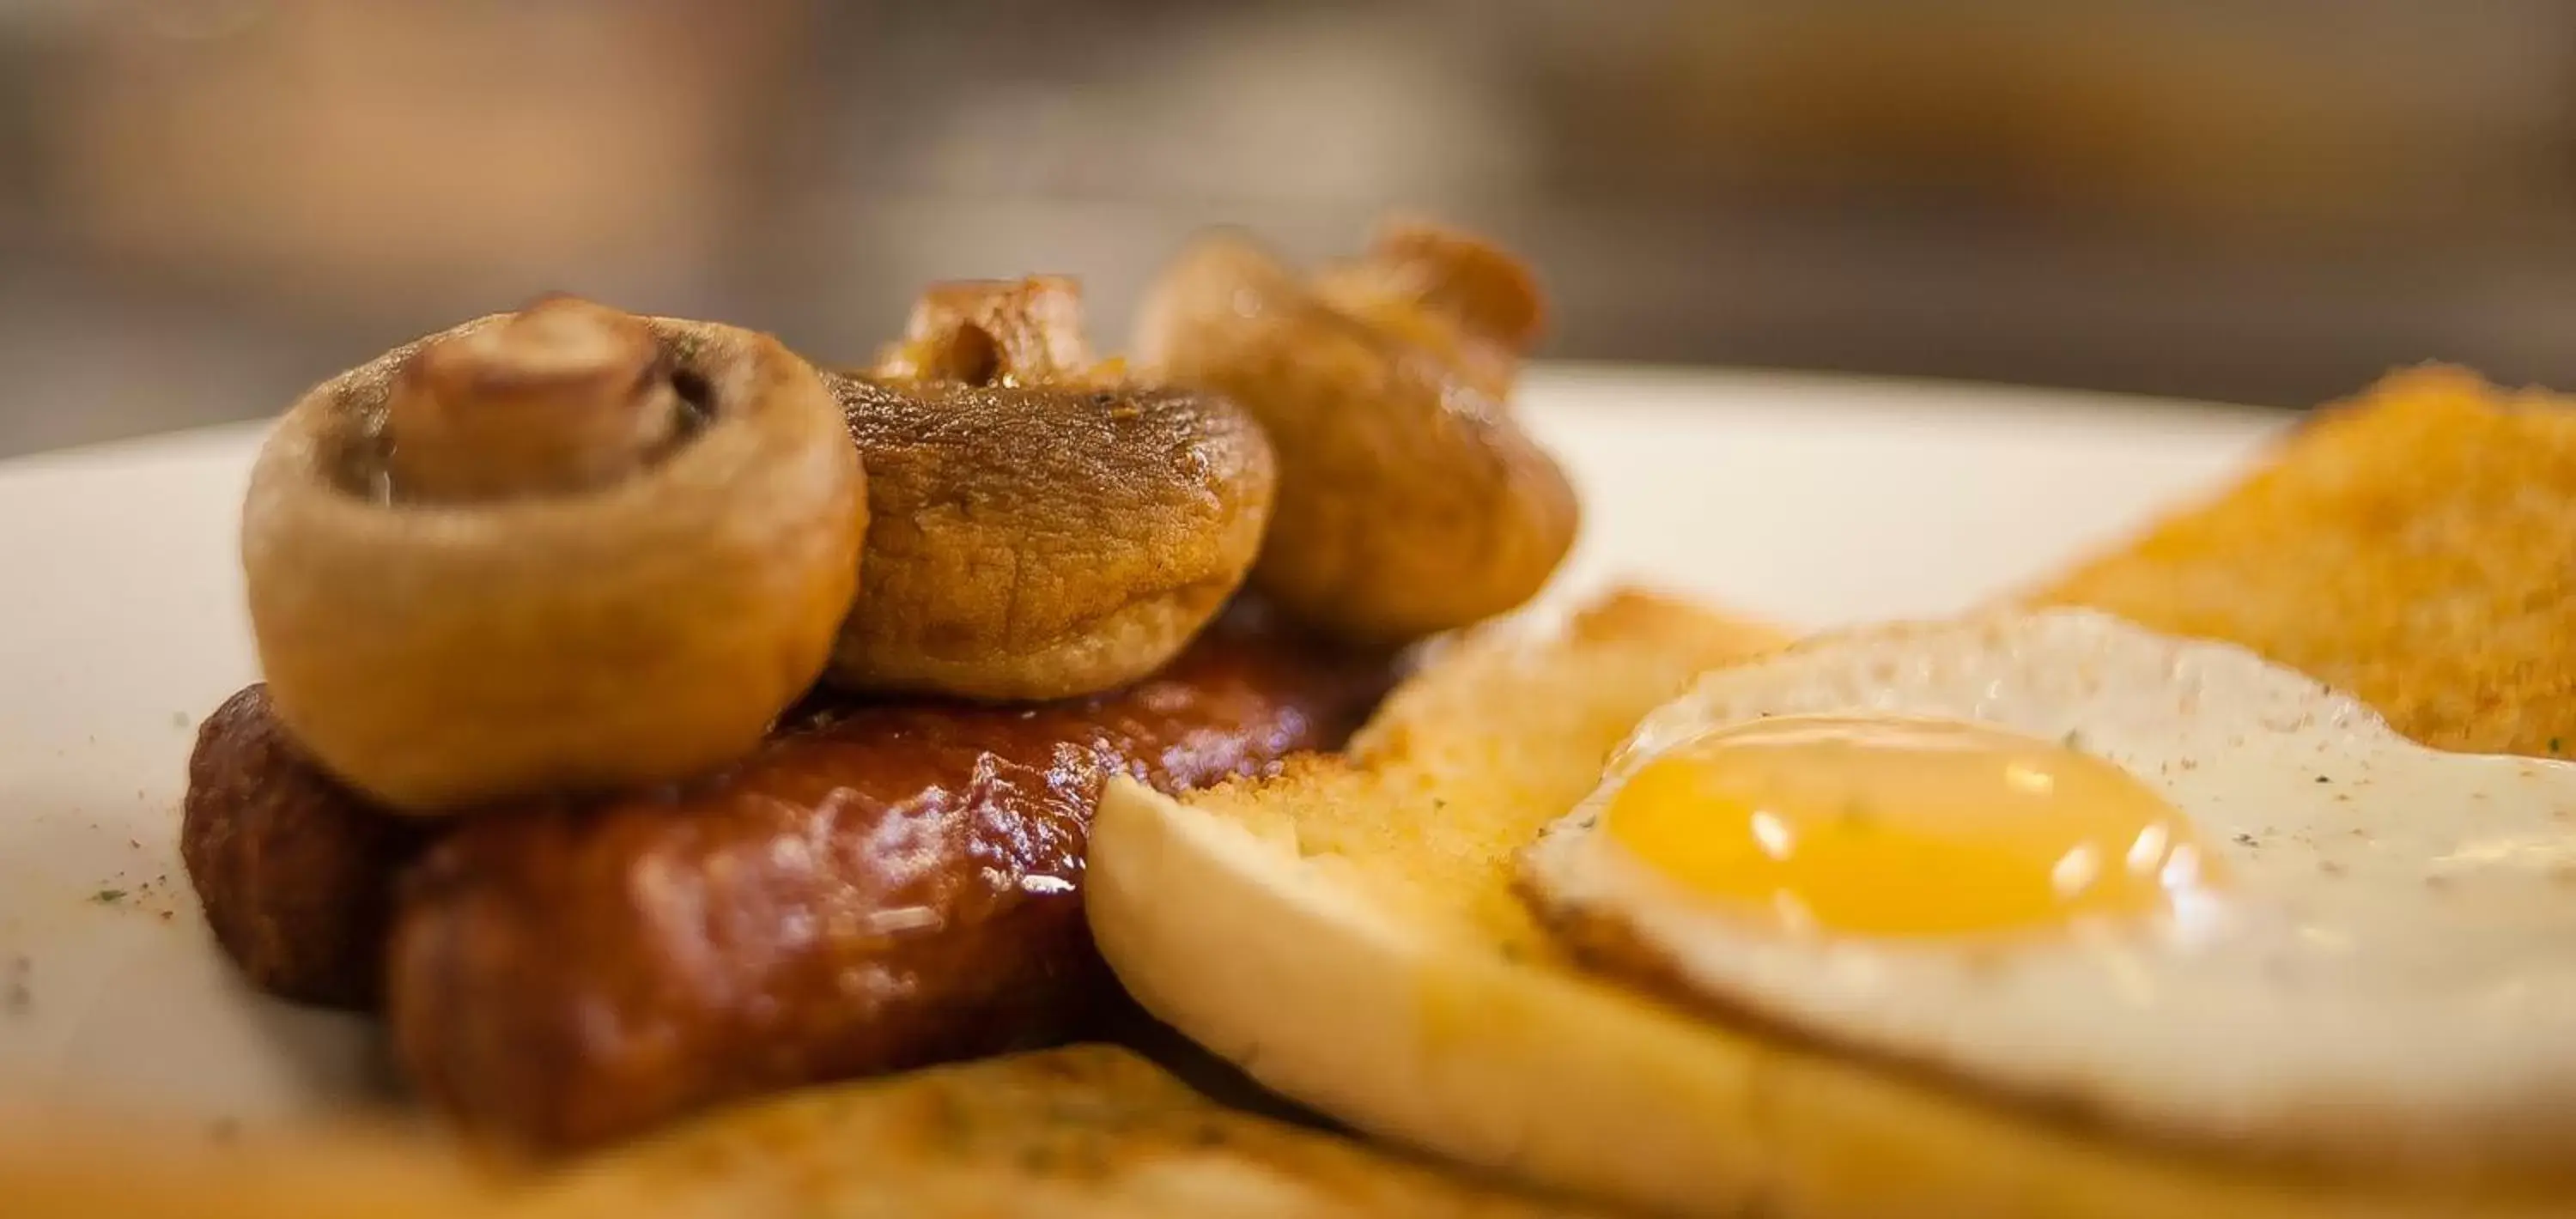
2031, 366, 2576, 758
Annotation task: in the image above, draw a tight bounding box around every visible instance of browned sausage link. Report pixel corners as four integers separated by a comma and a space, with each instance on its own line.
179, 686, 431, 1008
385, 605, 1393, 1151
178, 612, 1382, 1022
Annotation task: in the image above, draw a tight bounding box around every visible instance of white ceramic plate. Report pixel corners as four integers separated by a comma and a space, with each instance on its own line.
0, 365, 2284, 1130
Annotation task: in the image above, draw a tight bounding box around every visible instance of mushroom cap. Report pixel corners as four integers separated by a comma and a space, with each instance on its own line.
1133, 229, 1578, 644
243, 312, 866, 812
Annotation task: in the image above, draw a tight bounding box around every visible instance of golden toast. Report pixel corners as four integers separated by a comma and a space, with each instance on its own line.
1197, 588, 1792, 960
2032, 366, 2576, 758
3, 1046, 1603, 1218
1087, 588, 2564, 1218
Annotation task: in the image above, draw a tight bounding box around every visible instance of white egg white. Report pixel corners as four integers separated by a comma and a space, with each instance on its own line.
1522, 610, 2576, 1175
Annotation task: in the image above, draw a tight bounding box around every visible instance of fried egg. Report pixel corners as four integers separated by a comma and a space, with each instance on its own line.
1519, 610, 2576, 1175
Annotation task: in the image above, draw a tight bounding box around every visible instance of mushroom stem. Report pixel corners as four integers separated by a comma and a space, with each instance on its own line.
1313, 221, 1546, 353
872, 276, 1104, 387
244, 308, 865, 810
385, 294, 684, 502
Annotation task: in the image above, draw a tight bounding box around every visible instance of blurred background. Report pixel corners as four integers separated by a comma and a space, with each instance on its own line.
3, 0, 2573, 457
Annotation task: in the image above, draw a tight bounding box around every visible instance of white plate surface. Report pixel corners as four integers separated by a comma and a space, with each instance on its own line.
0, 364, 2284, 1128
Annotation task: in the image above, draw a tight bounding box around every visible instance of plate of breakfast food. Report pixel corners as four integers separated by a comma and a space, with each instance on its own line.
4, 219, 2567, 1217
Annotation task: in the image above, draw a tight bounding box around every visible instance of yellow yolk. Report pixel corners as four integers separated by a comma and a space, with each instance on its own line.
1602, 715, 2217, 937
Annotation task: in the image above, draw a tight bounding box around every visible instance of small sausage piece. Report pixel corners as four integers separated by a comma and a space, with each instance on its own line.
179, 686, 430, 1008
385, 605, 1393, 1151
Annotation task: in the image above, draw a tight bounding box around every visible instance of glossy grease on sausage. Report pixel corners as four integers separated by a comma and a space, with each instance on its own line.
386, 608, 1391, 1150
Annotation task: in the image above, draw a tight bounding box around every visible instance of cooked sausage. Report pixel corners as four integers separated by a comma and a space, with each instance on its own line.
179, 608, 1388, 1138
384, 603, 1392, 1151
179, 686, 430, 1008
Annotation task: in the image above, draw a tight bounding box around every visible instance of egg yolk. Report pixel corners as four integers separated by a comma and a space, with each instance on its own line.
1603, 714, 2217, 937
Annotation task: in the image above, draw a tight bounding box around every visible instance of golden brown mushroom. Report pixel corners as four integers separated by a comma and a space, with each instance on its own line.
242, 296, 866, 812
1133, 220, 1579, 644
823, 277, 1274, 701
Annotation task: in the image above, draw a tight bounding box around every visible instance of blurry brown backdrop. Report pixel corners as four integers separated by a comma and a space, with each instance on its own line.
3, 0, 2573, 456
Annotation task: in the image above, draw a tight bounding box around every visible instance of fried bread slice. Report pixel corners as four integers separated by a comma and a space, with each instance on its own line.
2031, 366, 2576, 758
1086, 587, 2572, 1217
0, 1119, 504, 1219
3, 1046, 1599, 1218
520, 1044, 1603, 1217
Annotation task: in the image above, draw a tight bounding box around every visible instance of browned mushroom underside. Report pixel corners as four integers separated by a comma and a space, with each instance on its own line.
824, 372, 1276, 702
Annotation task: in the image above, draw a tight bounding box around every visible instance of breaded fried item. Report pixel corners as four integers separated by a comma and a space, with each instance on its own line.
3, 1047, 1602, 1217
2030, 366, 2576, 758
1085, 589, 2571, 1217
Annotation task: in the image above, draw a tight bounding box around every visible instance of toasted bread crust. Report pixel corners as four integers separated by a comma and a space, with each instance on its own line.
1189, 589, 1789, 958
3, 1046, 1605, 1217
2032, 366, 2576, 758
522, 1045, 1607, 1216
1088, 587, 2576, 1217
